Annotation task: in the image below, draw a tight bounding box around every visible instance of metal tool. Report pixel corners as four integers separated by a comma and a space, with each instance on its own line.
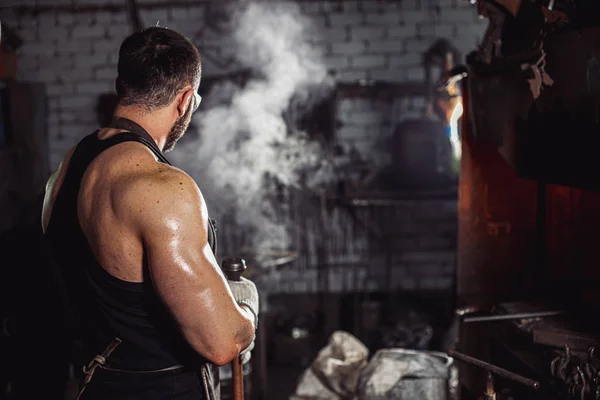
221, 257, 247, 400
448, 350, 540, 390
550, 345, 571, 381
582, 347, 600, 400
549, 344, 600, 399
463, 310, 563, 323
567, 365, 588, 400
550, 344, 571, 380
485, 372, 497, 400
584, 347, 597, 383
576, 366, 587, 400
558, 345, 571, 382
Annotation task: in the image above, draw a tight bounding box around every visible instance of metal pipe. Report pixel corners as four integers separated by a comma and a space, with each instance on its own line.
448, 350, 540, 390
463, 310, 563, 323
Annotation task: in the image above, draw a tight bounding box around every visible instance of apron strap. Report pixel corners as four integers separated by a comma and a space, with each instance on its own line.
106, 117, 172, 165
76, 338, 122, 400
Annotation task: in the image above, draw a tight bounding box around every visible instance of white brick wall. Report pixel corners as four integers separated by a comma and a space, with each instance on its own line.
0, 0, 485, 168
1, 0, 479, 292
254, 197, 458, 294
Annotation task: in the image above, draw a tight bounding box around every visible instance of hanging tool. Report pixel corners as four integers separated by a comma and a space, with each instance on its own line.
550, 344, 571, 381
221, 258, 247, 400
584, 347, 599, 385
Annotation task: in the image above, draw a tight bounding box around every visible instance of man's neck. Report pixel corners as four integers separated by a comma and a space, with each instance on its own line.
113, 105, 170, 151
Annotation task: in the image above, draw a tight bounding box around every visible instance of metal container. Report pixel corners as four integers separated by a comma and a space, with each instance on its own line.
358, 349, 453, 400
382, 119, 455, 190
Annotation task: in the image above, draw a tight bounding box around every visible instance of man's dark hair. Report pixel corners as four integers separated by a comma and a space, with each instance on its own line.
116, 27, 201, 111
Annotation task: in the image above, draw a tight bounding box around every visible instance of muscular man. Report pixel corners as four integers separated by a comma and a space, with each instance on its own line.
42, 27, 258, 399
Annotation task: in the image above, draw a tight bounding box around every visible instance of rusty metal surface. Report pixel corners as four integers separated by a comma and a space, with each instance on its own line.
456, 16, 600, 400
544, 186, 600, 309
458, 24, 600, 314
456, 82, 538, 397
457, 79, 539, 308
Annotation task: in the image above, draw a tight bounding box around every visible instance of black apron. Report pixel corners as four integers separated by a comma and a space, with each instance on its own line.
45, 118, 219, 400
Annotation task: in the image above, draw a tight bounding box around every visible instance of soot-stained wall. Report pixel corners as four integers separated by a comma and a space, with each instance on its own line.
0, 0, 486, 293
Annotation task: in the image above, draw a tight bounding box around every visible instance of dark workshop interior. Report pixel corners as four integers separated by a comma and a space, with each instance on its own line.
3, 0, 600, 399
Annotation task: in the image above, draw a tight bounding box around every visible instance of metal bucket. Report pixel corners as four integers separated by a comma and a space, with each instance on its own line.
358, 349, 453, 400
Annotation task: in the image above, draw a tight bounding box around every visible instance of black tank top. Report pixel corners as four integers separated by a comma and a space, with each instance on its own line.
44, 124, 217, 371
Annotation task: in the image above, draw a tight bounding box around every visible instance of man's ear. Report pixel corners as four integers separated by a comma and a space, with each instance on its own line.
177, 88, 195, 117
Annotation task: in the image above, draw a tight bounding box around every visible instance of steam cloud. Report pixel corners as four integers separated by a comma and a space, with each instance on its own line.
171, 1, 335, 264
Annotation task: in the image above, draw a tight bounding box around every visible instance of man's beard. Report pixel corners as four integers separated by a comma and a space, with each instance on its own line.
164, 104, 193, 153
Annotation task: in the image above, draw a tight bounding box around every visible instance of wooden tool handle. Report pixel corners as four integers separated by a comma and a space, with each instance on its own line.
231, 355, 244, 400
221, 258, 247, 400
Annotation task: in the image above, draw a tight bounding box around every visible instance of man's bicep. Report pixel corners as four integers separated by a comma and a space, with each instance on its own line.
140, 184, 213, 307
137, 180, 233, 347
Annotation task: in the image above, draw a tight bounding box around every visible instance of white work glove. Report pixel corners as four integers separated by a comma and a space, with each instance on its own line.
227, 276, 259, 364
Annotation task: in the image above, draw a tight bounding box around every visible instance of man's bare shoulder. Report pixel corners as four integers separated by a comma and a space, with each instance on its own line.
112, 156, 203, 229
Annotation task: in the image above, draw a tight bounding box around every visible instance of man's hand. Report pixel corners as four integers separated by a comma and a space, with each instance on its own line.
228, 277, 259, 363
240, 341, 254, 364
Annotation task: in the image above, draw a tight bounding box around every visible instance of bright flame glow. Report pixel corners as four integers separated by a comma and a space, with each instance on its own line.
449, 100, 464, 160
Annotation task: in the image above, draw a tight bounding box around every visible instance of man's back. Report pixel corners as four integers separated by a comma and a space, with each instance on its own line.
43, 128, 225, 399
43, 129, 214, 371
41, 26, 258, 400
73, 129, 191, 283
